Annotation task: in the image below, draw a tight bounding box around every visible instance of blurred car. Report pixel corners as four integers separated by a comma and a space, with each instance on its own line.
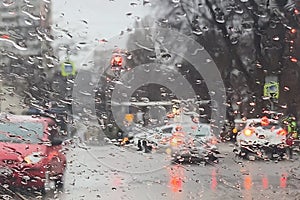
132, 123, 199, 150
170, 123, 219, 164
0, 114, 67, 192
220, 118, 248, 142
235, 117, 292, 160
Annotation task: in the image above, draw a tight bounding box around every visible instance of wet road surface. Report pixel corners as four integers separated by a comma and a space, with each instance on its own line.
26, 142, 300, 200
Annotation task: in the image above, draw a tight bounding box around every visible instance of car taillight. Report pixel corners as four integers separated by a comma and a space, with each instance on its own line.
277, 129, 287, 136
243, 128, 254, 136
170, 136, 183, 146
48, 151, 59, 161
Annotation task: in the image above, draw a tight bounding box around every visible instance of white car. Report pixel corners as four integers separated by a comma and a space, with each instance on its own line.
170, 123, 219, 164
132, 123, 200, 150
235, 118, 292, 160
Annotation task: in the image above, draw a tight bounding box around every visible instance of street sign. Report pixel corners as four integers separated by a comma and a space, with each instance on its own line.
264, 81, 279, 99
61, 61, 76, 77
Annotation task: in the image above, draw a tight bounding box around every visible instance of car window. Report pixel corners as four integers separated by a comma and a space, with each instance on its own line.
0, 121, 44, 143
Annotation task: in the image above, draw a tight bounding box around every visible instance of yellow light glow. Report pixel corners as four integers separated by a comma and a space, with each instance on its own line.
244, 129, 253, 136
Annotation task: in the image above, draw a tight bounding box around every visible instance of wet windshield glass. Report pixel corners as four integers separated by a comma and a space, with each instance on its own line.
0, 0, 300, 199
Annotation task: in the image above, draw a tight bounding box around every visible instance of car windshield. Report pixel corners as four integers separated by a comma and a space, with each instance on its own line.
0, 122, 44, 144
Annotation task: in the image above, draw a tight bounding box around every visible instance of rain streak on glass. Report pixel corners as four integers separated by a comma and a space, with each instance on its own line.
0, 0, 299, 199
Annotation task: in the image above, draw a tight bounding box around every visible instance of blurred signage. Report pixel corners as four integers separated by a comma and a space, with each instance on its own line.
124, 114, 134, 123
264, 81, 279, 99
61, 61, 76, 77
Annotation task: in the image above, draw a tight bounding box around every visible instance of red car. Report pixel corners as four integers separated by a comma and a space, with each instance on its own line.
0, 114, 67, 191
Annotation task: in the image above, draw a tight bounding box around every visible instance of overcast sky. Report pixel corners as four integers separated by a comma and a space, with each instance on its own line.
51, 0, 152, 66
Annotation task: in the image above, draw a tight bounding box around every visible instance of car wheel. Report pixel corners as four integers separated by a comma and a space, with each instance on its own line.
239, 149, 249, 159
42, 171, 56, 194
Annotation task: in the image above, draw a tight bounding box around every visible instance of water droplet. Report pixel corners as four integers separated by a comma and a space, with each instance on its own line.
24, 18, 33, 25
160, 18, 168, 23
192, 29, 203, 35
249, 102, 256, 106
130, 2, 138, 7
273, 36, 280, 41
202, 26, 209, 31
234, 6, 244, 14
143, 0, 151, 6
231, 37, 239, 45
99, 39, 108, 43
3, 0, 15, 7
216, 16, 225, 24
283, 86, 290, 91
21, 9, 40, 21
196, 79, 202, 84
175, 63, 182, 68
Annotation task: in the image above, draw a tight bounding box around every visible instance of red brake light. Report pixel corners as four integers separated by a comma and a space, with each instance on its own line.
48, 151, 58, 161
290, 57, 298, 63
261, 116, 269, 126
277, 129, 287, 136
1, 34, 9, 39
291, 28, 297, 34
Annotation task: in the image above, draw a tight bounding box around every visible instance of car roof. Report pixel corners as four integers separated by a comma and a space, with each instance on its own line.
245, 118, 279, 125
0, 113, 55, 125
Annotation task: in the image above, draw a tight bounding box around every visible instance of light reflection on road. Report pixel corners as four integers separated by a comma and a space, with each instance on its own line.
5, 144, 299, 200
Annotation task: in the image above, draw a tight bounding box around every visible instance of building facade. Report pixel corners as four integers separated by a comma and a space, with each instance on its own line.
0, 0, 53, 88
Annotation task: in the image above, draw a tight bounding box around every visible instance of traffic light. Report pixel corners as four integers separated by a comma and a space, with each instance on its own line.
290, 28, 297, 34
263, 81, 279, 99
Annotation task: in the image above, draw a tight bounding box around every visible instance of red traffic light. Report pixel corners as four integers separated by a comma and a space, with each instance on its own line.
290, 28, 297, 34
290, 57, 298, 63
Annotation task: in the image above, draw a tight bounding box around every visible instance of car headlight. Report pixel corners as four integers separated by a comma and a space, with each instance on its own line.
24, 152, 44, 164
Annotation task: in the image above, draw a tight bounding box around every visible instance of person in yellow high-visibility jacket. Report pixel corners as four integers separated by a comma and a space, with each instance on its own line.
282, 115, 298, 139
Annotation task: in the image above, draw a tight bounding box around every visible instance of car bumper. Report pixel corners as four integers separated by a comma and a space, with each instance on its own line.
238, 143, 291, 159
0, 165, 48, 189
170, 147, 213, 161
